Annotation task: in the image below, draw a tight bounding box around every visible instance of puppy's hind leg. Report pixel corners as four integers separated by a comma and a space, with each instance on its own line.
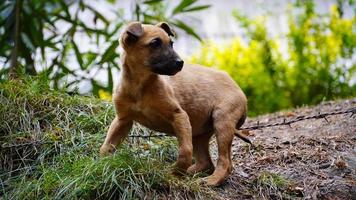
201, 108, 237, 186
100, 117, 133, 156
187, 133, 214, 175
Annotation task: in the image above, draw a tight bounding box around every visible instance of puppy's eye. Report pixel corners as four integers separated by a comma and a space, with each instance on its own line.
149, 38, 162, 48
169, 40, 174, 47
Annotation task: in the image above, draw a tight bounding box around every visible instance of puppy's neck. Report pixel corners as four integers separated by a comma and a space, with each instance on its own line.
120, 57, 158, 99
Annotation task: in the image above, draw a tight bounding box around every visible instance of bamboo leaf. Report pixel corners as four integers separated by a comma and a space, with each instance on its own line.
58, 62, 73, 74
107, 22, 123, 39
0, 1, 15, 19
86, 5, 110, 25
99, 41, 119, 64
181, 5, 210, 13
83, 52, 97, 69
21, 33, 36, 51
71, 40, 84, 69
111, 61, 120, 70
172, 0, 196, 15
143, 0, 163, 4
59, 0, 72, 20
91, 79, 105, 96
107, 65, 113, 91
172, 19, 201, 41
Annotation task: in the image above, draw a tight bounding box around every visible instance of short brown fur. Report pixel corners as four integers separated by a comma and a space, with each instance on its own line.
100, 22, 247, 186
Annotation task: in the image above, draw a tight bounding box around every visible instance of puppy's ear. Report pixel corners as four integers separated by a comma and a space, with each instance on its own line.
121, 22, 143, 47
156, 22, 175, 37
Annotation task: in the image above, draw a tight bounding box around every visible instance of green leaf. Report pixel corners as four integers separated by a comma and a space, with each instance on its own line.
43, 35, 60, 51
0, 1, 15, 19
59, 0, 72, 20
0, 67, 9, 78
21, 33, 36, 51
99, 41, 119, 64
86, 5, 110, 25
142, 13, 162, 23
59, 62, 72, 74
78, 21, 108, 36
83, 52, 97, 69
107, 0, 116, 4
172, 19, 201, 41
71, 40, 84, 69
181, 5, 210, 13
55, 13, 73, 23
107, 65, 113, 91
107, 22, 123, 39
38, 19, 46, 60
172, 0, 196, 15
91, 79, 105, 96
143, 0, 163, 5
111, 61, 120, 70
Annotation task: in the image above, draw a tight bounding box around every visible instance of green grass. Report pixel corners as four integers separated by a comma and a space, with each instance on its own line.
0, 78, 212, 199
254, 171, 291, 199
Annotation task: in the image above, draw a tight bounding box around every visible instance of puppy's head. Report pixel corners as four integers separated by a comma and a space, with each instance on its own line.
121, 22, 184, 76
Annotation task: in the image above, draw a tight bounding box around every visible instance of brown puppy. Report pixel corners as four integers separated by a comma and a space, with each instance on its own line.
100, 22, 247, 186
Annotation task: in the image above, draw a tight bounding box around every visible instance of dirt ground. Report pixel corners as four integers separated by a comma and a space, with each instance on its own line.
211, 98, 356, 200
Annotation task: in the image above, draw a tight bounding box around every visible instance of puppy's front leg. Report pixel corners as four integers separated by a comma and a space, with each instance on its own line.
172, 109, 193, 173
100, 116, 133, 156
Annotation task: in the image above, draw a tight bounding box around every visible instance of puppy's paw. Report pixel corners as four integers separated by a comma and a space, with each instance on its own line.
170, 168, 186, 177
187, 163, 215, 175
199, 175, 223, 187
170, 162, 189, 176
187, 164, 198, 175
99, 143, 116, 157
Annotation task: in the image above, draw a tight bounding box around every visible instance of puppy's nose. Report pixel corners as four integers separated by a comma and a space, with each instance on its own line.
175, 59, 184, 69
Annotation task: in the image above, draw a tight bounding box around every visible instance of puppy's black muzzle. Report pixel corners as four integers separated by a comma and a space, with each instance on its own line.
151, 58, 184, 76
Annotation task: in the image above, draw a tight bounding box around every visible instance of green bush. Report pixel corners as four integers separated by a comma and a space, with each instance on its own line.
191, 2, 355, 116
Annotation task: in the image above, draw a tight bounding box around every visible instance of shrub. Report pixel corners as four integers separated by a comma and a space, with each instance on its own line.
191, 2, 355, 116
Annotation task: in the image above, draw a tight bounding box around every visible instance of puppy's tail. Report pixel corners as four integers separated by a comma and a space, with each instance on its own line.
235, 112, 252, 144
234, 131, 252, 144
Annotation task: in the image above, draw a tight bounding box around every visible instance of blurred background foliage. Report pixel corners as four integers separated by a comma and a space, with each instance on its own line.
0, 0, 209, 95
0, 0, 355, 116
191, 1, 355, 116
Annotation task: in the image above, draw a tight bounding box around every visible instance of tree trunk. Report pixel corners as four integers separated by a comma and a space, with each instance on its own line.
9, 0, 21, 79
